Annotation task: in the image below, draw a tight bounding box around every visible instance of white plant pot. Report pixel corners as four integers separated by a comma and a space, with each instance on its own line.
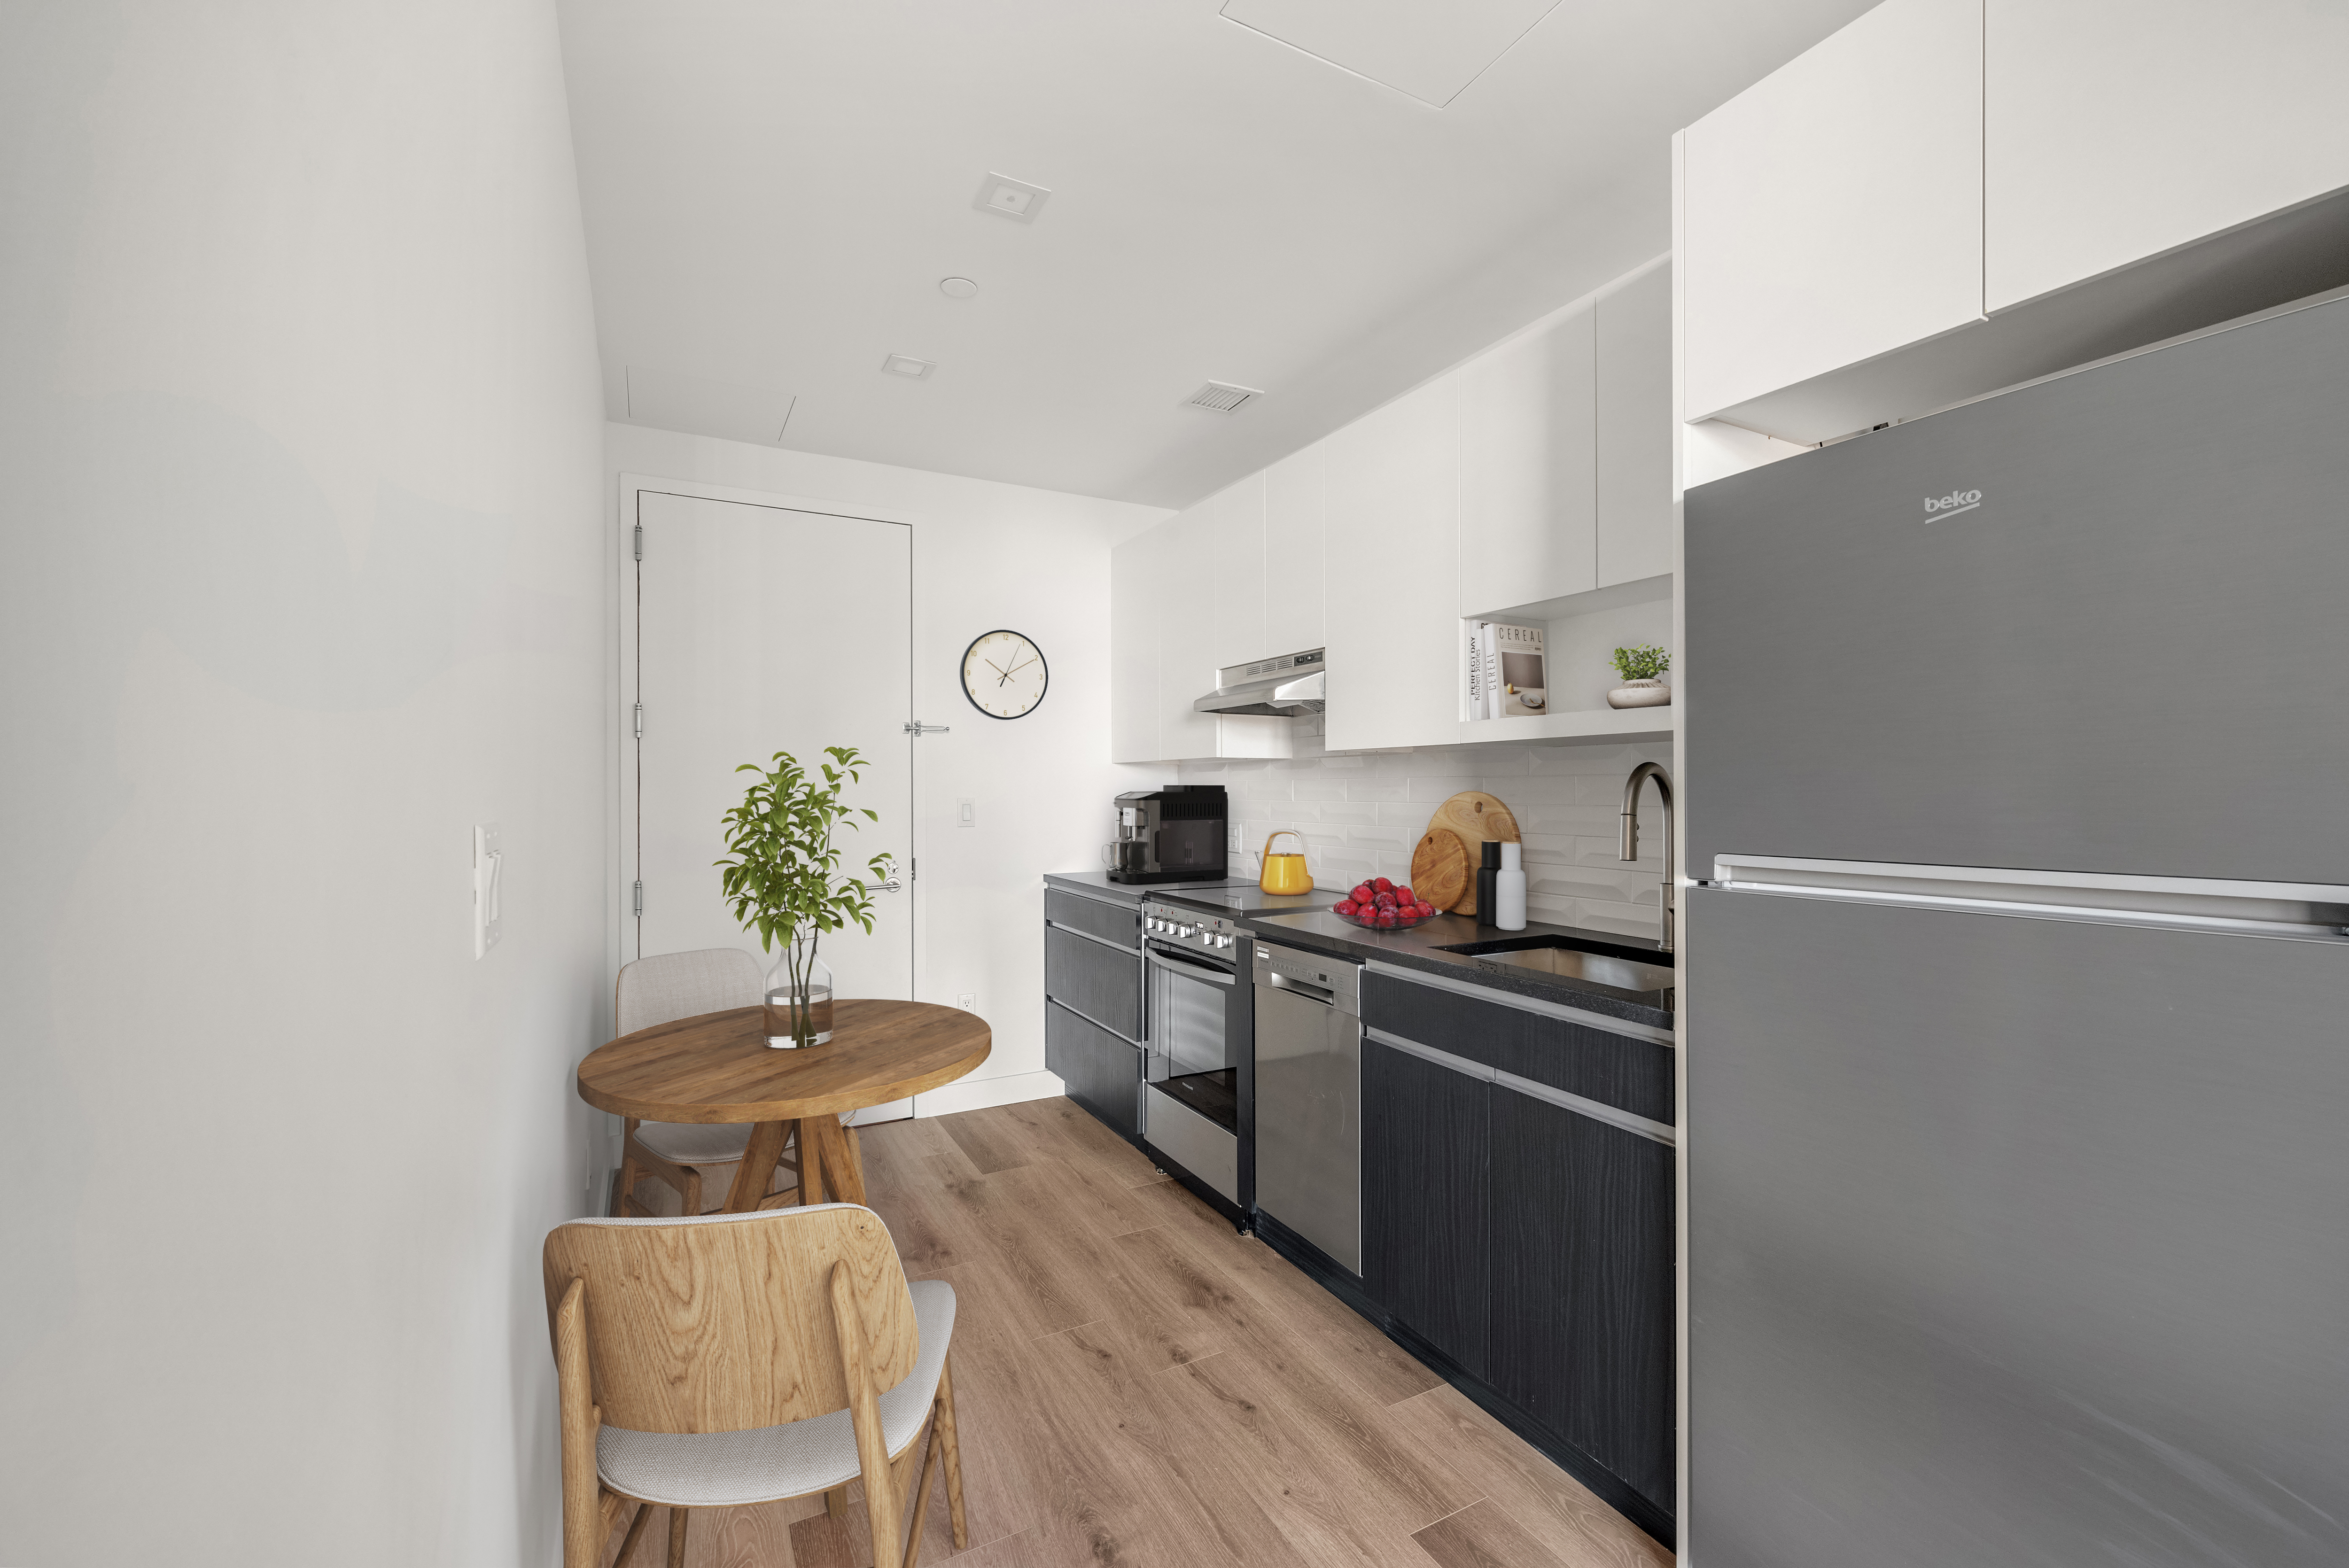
1608, 679, 1672, 709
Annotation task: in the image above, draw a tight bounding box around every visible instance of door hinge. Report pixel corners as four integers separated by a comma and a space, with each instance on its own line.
904, 721, 951, 737
632, 880, 643, 917
632, 702, 643, 739
632, 524, 643, 561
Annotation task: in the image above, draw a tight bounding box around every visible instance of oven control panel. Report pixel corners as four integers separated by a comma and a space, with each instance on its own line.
1143, 901, 1241, 953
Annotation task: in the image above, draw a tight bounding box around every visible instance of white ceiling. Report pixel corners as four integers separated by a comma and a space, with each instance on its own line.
556, 0, 1874, 509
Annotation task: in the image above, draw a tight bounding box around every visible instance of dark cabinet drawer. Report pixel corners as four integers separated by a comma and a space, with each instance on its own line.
1044, 923, 1141, 1041
1047, 1000, 1144, 1142
1362, 1037, 1490, 1380
1044, 888, 1140, 952
1488, 1085, 1676, 1515
1363, 969, 1672, 1126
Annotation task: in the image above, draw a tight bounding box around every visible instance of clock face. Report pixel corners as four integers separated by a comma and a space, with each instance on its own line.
961, 629, 1048, 719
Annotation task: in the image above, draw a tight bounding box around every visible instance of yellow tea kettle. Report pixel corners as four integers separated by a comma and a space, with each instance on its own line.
1259, 830, 1313, 895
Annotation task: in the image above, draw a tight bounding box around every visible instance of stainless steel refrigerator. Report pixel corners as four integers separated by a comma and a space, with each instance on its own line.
1683, 289, 2349, 1566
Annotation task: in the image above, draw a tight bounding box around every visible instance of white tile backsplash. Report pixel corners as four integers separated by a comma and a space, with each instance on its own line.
1178, 715, 1672, 940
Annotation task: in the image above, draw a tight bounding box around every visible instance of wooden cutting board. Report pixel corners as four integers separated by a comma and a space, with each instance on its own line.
1408, 829, 1470, 913
1427, 791, 1521, 913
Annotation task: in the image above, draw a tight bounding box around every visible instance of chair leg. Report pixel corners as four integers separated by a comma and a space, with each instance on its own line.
682, 1166, 703, 1217
901, 1421, 942, 1568
665, 1506, 689, 1568
612, 1126, 640, 1219
936, 1350, 969, 1550
825, 1485, 847, 1518
612, 1501, 655, 1568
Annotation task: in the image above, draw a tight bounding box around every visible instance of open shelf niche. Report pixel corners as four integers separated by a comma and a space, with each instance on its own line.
1457, 572, 1674, 745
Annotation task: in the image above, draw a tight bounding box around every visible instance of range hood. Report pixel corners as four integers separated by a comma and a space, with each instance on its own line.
1194, 647, 1326, 716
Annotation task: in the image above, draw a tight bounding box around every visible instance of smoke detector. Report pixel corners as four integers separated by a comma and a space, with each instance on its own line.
1185, 381, 1266, 413
882, 354, 935, 379
974, 174, 1051, 222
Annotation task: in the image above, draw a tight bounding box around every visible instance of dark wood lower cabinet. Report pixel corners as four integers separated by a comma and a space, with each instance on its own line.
1361, 1038, 1490, 1379
1044, 999, 1143, 1141
1043, 923, 1141, 1041
1487, 1087, 1676, 1517
1353, 1020, 1677, 1545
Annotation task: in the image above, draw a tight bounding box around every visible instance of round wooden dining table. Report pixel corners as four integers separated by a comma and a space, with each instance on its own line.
576, 999, 991, 1212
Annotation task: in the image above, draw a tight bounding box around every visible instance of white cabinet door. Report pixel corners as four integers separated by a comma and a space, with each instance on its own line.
1680, 0, 1984, 422
1324, 376, 1460, 753
1985, 0, 2349, 313
1595, 257, 1674, 588
1157, 505, 1221, 761
1109, 525, 1161, 764
1209, 473, 1268, 670
1262, 445, 1326, 656
1459, 302, 1595, 616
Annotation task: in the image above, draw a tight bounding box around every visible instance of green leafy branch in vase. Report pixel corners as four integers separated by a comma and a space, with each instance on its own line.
716, 745, 888, 1047
1610, 644, 1671, 683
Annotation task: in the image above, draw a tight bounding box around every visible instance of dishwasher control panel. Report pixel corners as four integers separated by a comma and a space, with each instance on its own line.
1253, 939, 1361, 1006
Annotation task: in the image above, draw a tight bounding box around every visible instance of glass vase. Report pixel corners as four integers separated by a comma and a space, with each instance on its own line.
763, 942, 834, 1048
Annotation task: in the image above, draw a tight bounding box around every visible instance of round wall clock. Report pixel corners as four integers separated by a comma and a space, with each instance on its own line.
961, 629, 1048, 719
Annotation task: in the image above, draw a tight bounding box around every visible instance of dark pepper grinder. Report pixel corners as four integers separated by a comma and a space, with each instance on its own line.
1477, 839, 1503, 926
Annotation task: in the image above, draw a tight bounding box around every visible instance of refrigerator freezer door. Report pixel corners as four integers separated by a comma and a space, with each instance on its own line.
1686, 885, 2349, 1566
1685, 292, 2349, 885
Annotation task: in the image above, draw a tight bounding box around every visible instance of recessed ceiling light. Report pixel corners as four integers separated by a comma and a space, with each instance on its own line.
1185, 380, 1266, 413
939, 277, 979, 299
882, 354, 935, 379
974, 173, 1051, 223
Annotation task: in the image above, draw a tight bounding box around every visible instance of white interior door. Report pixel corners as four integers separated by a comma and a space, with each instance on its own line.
630, 489, 914, 1114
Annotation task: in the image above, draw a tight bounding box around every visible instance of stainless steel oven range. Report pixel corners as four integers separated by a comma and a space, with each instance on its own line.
1140, 900, 1252, 1224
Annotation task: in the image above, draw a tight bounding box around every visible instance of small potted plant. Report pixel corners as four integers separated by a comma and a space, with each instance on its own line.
1608, 645, 1672, 709
716, 746, 891, 1048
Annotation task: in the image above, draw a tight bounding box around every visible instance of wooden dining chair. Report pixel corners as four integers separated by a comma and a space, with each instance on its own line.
544, 1204, 969, 1568
611, 948, 809, 1215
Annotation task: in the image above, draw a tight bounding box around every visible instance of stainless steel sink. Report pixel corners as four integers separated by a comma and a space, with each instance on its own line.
1437, 938, 1675, 998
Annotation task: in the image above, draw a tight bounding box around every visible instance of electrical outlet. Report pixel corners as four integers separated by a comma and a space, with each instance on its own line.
1228, 825, 1243, 854
957, 992, 977, 1011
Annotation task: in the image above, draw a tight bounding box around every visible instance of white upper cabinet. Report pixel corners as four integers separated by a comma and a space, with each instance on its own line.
1109, 524, 1162, 765
1985, 0, 2349, 312
1459, 301, 1595, 615
1679, 0, 1984, 424
1261, 444, 1327, 657
1156, 505, 1221, 762
1323, 375, 1461, 754
1595, 258, 1674, 588
1208, 472, 1268, 671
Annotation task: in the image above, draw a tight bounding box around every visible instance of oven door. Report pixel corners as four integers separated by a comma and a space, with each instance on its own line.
1144, 943, 1241, 1133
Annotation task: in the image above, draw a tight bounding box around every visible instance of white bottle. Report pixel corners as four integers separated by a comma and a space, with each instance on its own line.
1495, 841, 1527, 931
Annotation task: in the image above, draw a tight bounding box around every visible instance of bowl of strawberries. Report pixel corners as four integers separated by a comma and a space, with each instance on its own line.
1332, 878, 1440, 931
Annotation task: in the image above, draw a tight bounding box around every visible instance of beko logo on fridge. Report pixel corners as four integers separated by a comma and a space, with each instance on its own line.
1924, 489, 1983, 520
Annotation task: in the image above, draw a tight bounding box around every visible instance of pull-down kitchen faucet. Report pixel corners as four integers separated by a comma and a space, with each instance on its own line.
1620, 761, 1676, 953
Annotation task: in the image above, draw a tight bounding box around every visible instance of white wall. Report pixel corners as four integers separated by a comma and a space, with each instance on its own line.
0, 4, 606, 1563
604, 426, 1169, 1111
1183, 718, 1674, 943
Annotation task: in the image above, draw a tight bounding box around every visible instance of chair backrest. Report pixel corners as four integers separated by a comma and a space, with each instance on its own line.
542, 1204, 918, 1434
614, 947, 763, 1036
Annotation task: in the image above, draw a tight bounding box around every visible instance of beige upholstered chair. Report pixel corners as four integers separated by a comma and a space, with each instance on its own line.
544, 1204, 968, 1568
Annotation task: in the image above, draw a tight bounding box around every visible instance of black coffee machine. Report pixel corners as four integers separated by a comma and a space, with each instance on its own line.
1106, 786, 1228, 884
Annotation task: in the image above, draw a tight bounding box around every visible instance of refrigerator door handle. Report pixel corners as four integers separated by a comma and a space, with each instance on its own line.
1711, 853, 2349, 942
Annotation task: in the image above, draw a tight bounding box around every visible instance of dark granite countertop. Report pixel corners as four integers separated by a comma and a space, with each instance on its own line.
1042, 871, 1267, 905
1237, 908, 1675, 1033
1044, 870, 1674, 1032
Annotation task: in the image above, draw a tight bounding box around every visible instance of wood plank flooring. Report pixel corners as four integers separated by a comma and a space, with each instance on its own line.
601, 1098, 1670, 1568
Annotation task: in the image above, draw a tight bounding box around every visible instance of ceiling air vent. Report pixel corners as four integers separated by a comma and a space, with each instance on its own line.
1186, 380, 1265, 413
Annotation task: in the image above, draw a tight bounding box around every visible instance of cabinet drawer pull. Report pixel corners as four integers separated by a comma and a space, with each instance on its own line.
1366, 1026, 1493, 1082
1047, 919, 1141, 956
1493, 1067, 1678, 1147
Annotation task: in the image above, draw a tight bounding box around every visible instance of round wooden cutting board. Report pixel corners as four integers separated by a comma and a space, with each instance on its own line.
1427, 791, 1521, 913
1408, 829, 1470, 913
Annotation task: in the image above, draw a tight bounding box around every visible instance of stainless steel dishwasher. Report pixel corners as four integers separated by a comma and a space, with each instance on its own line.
1251, 939, 1362, 1275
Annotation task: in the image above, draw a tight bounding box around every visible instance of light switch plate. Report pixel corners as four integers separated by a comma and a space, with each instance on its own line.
958, 798, 975, 827
474, 823, 504, 958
